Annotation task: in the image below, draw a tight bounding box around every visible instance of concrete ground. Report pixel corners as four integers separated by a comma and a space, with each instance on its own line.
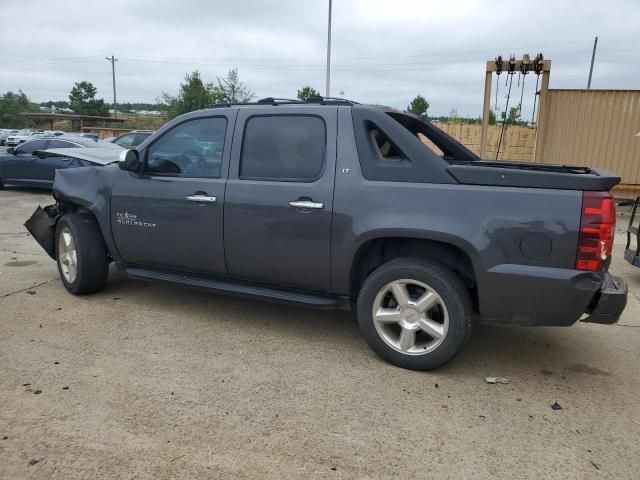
0, 187, 639, 480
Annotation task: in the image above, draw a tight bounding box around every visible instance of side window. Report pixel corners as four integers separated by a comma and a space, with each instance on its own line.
240, 115, 326, 181
48, 140, 80, 149
115, 134, 135, 147
146, 117, 226, 178
18, 140, 49, 154
132, 133, 149, 146
369, 126, 407, 161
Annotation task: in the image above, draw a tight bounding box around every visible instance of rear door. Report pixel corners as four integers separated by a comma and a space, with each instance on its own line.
110, 113, 233, 276
224, 107, 337, 292
33, 139, 81, 184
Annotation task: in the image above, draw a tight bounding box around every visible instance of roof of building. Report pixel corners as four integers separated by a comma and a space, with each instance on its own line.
21, 112, 127, 123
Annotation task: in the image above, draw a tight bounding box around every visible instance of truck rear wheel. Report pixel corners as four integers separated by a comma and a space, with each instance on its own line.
55, 213, 109, 295
357, 257, 472, 370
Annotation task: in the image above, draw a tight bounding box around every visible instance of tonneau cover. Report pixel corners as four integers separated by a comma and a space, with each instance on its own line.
447, 161, 620, 191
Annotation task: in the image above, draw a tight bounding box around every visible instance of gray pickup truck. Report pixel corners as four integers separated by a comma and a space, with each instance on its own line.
25, 98, 628, 370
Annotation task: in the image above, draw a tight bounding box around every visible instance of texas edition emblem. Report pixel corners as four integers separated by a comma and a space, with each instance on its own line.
115, 211, 157, 228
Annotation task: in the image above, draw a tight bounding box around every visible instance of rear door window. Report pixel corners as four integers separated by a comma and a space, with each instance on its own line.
240, 115, 326, 181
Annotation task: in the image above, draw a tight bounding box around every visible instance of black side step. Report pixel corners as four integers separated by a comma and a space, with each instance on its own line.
126, 267, 349, 310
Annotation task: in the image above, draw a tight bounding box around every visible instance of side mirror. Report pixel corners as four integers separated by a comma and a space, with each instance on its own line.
7, 147, 14, 154
119, 149, 141, 172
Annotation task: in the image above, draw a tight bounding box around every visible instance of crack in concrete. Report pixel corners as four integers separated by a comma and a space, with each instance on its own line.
0, 278, 59, 300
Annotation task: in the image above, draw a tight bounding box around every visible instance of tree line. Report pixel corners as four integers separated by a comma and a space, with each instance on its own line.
0, 69, 526, 128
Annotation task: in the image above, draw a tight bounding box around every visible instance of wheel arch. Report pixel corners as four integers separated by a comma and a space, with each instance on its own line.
55, 200, 115, 261
349, 235, 480, 312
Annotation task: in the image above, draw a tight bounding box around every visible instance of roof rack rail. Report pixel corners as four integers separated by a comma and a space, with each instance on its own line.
306, 95, 359, 105
207, 96, 359, 109
257, 97, 305, 105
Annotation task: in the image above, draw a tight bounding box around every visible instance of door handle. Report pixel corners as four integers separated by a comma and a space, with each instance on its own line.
289, 200, 324, 209
187, 195, 217, 203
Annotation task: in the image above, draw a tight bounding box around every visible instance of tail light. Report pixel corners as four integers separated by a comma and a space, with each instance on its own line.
576, 191, 616, 271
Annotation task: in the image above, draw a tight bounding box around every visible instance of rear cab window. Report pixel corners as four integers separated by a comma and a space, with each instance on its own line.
352, 108, 477, 183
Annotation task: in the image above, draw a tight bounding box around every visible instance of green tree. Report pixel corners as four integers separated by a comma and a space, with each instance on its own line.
68, 81, 109, 116
162, 69, 254, 119
162, 71, 212, 119
407, 94, 429, 120
297, 85, 321, 101
501, 104, 522, 125
0, 91, 38, 128
211, 68, 254, 104
488, 109, 497, 125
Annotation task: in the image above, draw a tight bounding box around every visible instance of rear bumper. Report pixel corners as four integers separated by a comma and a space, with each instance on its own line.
479, 264, 627, 326
581, 273, 628, 324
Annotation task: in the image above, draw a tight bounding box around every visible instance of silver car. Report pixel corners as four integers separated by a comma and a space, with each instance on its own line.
0, 129, 20, 146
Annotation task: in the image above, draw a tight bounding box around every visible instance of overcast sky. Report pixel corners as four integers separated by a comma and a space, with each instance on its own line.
1, 0, 638, 117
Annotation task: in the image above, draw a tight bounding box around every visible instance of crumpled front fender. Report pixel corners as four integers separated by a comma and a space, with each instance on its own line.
24, 204, 62, 259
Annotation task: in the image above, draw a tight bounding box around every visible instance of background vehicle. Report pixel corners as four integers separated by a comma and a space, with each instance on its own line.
6, 129, 43, 146
0, 136, 122, 189
107, 130, 154, 148
0, 129, 19, 146
37, 130, 66, 137
25, 98, 628, 370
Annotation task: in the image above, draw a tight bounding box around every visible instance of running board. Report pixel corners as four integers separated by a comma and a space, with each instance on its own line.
125, 267, 349, 310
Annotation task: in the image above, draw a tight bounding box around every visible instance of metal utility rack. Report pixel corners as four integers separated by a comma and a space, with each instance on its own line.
625, 197, 640, 267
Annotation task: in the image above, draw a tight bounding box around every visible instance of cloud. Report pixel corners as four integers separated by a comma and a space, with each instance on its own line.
1, 0, 638, 117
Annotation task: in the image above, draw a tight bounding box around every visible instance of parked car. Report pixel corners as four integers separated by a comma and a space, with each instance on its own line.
25, 99, 628, 370
38, 130, 66, 137
0, 136, 122, 189
109, 130, 154, 148
0, 129, 19, 146
65, 132, 101, 142
6, 129, 43, 147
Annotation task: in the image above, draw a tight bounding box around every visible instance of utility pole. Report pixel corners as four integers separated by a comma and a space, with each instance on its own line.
325, 0, 332, 97
587, 36, 598, 89
105, 55, 118, 117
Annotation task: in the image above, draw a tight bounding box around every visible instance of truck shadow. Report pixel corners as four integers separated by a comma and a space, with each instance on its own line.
103, 270, 617, 384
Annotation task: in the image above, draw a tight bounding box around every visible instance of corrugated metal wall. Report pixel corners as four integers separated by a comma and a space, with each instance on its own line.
535, 89, 640, 197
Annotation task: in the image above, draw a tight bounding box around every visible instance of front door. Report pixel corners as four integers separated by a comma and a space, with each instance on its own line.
3, 139, 50, 186
110, 114, 233, 276
224, 107, 337, 292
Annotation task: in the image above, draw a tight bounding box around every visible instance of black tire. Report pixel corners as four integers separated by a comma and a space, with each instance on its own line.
55, 213, 109, 295
357, 257, 472, 371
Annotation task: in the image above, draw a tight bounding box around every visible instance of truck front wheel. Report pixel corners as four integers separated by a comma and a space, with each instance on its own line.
55, 213, 109, 295
357, 258, 472, 370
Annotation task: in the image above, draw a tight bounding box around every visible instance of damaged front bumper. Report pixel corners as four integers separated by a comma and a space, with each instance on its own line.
24, 204, 61, 259
581, 273, 628, 324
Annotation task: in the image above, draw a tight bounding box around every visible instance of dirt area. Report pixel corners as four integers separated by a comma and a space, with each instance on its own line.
1, 188, 639, 479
